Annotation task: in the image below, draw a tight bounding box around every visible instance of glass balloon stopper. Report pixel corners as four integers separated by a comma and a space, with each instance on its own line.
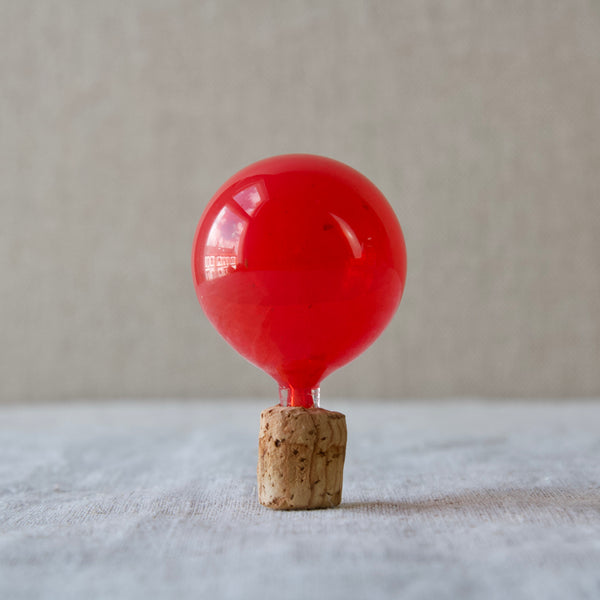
191, 154, 407, 408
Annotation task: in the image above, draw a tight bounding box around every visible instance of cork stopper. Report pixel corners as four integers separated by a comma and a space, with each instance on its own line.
257, 405, 347, 510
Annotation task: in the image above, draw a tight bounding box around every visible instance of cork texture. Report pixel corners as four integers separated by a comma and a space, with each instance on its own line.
257, 405, 347, 510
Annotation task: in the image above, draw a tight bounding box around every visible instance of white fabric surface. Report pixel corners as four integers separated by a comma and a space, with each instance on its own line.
1, 400, 599, 600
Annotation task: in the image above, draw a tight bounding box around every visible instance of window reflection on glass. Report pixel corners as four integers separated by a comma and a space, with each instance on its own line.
234, 185, 264, 217
204, 205, 243, 280
204, 183, 267, 280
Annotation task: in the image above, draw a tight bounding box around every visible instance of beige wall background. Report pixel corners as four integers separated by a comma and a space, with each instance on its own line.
1, 1, 599, 403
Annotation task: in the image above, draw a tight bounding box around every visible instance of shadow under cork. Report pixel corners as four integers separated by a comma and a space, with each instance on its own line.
340, 486, 600, 517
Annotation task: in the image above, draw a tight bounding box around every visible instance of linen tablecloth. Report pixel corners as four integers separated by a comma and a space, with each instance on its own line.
1, 400, 599, 599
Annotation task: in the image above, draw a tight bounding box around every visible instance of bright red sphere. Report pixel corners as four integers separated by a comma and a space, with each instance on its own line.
192, 155, 406, 406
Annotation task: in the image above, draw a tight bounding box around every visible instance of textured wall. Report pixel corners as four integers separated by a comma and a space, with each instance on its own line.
1, 1, 599, 403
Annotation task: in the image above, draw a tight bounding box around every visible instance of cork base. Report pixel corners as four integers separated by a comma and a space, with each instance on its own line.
257, 405, 347, 510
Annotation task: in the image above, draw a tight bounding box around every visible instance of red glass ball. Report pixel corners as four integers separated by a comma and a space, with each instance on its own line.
192, 154, 407, 406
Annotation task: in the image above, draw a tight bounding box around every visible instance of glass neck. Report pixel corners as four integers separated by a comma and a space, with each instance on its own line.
279, 386, 320, 408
